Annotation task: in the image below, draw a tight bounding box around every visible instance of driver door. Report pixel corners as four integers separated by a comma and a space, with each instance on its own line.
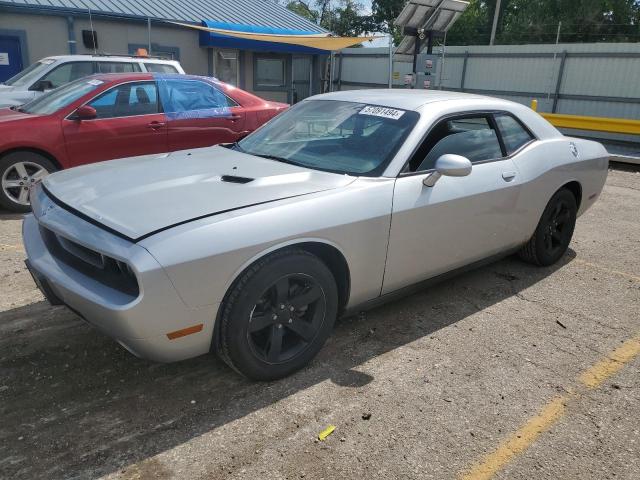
382, 113, 524, 294
62, 80, 168, 167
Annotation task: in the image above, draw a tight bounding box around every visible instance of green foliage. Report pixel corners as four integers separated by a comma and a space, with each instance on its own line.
371, 0, 406, 45
446, 0, 640, 45
284, 0, 640, 45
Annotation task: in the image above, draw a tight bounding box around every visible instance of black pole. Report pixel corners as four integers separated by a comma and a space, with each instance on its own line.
426, 30, 435, 54
412, 34, 421, 73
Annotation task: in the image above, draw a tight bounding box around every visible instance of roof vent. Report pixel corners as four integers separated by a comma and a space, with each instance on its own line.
221, 175, 253, 184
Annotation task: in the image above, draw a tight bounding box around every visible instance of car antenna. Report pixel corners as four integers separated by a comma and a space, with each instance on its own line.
88, 8, 98, 55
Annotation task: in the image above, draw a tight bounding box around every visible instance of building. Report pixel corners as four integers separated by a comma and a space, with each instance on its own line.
0, 0, 329, 103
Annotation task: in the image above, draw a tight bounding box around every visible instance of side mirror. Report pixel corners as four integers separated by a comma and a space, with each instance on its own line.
75, 105, 97, 121
423, 154, 472, 187
30, 80, 54, 92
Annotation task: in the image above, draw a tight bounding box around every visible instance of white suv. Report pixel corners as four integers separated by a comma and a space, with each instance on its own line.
0, 54, 185, 107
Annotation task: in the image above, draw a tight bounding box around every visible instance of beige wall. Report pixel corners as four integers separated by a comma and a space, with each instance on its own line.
0, 11, 320, 103
0, 13, 68, 62
0, 12, 210, 75
72, 18, 209, 75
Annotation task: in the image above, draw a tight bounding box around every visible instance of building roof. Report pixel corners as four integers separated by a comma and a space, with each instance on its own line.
0, 0, 326, 33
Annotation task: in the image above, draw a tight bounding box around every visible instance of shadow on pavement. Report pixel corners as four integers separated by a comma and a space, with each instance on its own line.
0, 251, 576, 479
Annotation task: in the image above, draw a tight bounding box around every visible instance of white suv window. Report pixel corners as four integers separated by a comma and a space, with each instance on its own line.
144, 63, 178, 74
96, 62, 141, 73
40, 62, 94, 89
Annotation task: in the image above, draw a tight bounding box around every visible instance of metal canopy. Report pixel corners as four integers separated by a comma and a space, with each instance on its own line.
395, 0, 469, 55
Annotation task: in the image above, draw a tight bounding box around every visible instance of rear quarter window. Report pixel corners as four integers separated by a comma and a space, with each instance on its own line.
145, 63, 179, 74
494, 114, 534, 155
96, 62, 140, 73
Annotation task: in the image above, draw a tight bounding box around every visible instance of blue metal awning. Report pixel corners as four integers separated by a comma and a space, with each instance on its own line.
198, 20, 328, 54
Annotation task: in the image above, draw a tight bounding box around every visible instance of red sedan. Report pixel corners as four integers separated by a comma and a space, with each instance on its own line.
0, 73, 288, 212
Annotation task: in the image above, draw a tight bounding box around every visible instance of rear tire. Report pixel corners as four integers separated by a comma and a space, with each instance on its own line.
218, 249, 338, 381
519, 188, 577, 266
0, 152, 56, 213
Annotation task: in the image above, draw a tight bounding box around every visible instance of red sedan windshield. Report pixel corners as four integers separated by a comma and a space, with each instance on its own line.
20, 78, 104, 115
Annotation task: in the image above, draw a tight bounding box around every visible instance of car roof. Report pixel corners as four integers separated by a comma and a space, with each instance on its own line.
42, 55, 180, 64
311, 89, 494, 111
87, 73, 219, 83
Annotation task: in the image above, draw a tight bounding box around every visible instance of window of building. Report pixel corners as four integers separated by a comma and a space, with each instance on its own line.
255, 55, 287, 89
213, 49, 238, 86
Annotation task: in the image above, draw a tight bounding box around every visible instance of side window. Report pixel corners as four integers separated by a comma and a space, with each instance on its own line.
412, 115, 503, 172
161, 79, 234, 113
96, 62, 140, 73
255, 56, 287, 89
144, 63, 178, 74
40, 62, 94, 89
494, 114, 534, 155
87, 81, 158, 118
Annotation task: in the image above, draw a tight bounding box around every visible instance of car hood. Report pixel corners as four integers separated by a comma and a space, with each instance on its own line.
0, 87, 30, 107
43, 146, 356, 241
0, 107, 32, 122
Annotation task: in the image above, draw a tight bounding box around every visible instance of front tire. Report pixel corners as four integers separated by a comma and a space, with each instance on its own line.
0, 152, 56, 213
218, 249, 338, 380
519, 188, 577, 266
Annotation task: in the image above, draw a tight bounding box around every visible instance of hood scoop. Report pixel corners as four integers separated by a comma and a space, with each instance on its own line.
221, 175, 254, 184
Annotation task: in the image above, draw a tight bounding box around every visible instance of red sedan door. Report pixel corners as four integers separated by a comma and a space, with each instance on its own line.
62, 80, 168, 167
158, 77, 246, 151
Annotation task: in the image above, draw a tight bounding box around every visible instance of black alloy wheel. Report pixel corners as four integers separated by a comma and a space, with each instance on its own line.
247, 273, 326, 364
218, 249, 338, 380
542, 197, 573, 257
519, 188, 577, 266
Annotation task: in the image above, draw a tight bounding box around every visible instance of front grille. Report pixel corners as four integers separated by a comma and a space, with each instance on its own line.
40, 225, 139, 298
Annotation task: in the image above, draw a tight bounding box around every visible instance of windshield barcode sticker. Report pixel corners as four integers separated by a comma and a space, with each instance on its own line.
87, 79, 104, 86
359, 106, 405, 120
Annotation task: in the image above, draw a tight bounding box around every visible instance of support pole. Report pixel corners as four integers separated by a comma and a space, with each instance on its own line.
66, 16, 76, 54
388, 34, 393, 88
489, 0, 502, 46
147, 17, 152, 54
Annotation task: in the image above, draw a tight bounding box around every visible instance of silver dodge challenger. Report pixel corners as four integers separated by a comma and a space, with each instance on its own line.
22, 90, 609, 380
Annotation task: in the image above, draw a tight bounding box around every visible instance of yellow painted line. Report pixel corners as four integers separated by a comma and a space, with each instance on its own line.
460, 395, 568, 480
0, 243, 25, 252
579, 336, 640, 389
572, 258, 640, 283
459, 333, 640, 480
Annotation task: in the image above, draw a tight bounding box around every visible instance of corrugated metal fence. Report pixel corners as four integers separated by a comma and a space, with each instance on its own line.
334, 43, 640, 121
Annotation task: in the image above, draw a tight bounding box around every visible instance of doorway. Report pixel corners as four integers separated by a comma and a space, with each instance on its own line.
0, 33, 25, 82
292, 55, 312, 103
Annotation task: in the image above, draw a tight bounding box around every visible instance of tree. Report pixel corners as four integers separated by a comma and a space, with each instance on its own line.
446, 0, 640, 45
284, 0, 376, 36
371, 0, 406, 45
282, 0, 640, 45
286, 1, 319, 23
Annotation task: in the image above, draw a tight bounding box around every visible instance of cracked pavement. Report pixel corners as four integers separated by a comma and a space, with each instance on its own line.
0, 166, 638, 480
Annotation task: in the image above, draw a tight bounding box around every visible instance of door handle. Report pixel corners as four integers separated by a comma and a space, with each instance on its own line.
147, 121, 166, 130
502, 171, 517, 181
228, 115, 241, 122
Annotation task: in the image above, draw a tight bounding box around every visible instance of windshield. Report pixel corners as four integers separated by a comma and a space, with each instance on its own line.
3, 59, 55, 87
238, 100, 419, 176
20, 78, 103, 115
